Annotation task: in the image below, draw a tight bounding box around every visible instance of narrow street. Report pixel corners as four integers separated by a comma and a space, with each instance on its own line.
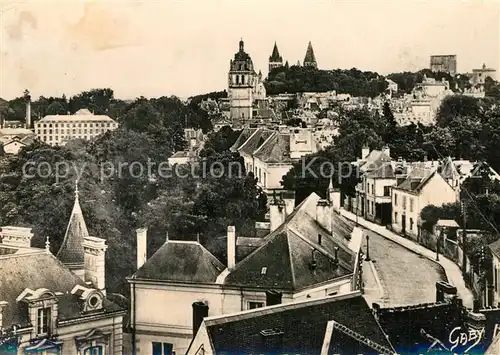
361, 228, 448, 307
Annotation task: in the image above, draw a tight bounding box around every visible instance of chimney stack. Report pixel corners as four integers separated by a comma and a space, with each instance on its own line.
192, 302, 209, 337
316, 199, 331, 233
0, 227, 34, 248
136, 228, 147, 270
227, 225, 236, 270
282, 190, 295, 216
382, 145, 390, 158
269, 192, 286, 232
361, 145, 370, 160
83, 236, 108, 295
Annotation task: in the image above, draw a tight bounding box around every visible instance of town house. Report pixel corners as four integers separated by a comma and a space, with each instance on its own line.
0, 188, 126, 354
128, 185, 364, 354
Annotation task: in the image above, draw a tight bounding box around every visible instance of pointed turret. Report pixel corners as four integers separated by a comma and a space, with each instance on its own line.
303, 41, 317, 68
56, 181, 88, 279
268, 41, 284, 73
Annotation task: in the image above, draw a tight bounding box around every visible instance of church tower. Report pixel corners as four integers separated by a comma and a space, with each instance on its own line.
303, 41, 318, 68
228, 38, 256, 126
268, 42, 283, 73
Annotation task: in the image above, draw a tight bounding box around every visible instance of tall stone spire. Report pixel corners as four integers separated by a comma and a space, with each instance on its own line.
269, 41, 284, 73
56, 180, 88, 279
303, 41, 317, 68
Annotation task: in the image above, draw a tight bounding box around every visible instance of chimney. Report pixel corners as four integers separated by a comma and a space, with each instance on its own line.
83, 236, 108, 295
136, 228, 147, 270
382, 145, 390, 158
269, 193, 286, 232
227, 226, 236, 270
25, 96, 31, 129
0, 227, 34, 248
361, 145, 370, 160
329, 187, 341, 213
333, 247, 339, 268
316, 199, 331, 232
282, 190, 295, 216
192, 301, 209, 336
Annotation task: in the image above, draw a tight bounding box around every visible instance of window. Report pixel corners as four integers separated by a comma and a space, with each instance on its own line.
410, 218, 414, 231
394, 193, 398, 206
410, 198, 414, 212
248, 301, 264, 309
384, 186, 390, 196
84, 346, 104, 355
152, 342, 173, 355
37, 307, 51, 335
394, 212, 398, 223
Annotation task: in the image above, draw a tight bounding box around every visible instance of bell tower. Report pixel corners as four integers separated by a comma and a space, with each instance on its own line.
228, 38, 256, 127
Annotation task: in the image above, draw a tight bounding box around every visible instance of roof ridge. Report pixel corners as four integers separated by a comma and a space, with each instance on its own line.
253, 131, 277, 156
237, 128, 262, 152
329, 320, 395, 354
285, 229, 296, 288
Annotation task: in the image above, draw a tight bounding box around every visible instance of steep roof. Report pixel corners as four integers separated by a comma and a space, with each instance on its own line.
237, 128, 274, 156
366, 162, 396, 179
269, 42, 282, 62
230, 128, 257, 152
303, 41, 317, 65
132, 240, 225, 283
56, 188, 88, 266
0, 252, 123, 328
395, 167, 436, 192
201, 292, 395, 354
253, 132, 294, 164
439, 156, 460, 180
223, 193, 356, 291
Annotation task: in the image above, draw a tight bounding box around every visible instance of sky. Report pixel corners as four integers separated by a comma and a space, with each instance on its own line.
0, 0, 499, 100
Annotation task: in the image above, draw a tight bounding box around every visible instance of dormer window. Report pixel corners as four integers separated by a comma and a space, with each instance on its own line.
16, 288, 59, 338
71, 285, 104, 313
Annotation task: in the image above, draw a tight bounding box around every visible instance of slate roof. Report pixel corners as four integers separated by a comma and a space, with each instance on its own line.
359, 150, 392, 173
253, 133, 294, 164
303, 41, 317, 65
230, 128, 257, 152
237, 128, 274, 156
269, 42, 282, 62
394, 166, 436, 192
366, 162, 396, 179
56, 192, 88, 266
223, 193, 356, 291
201, 292, 395, 354
0, 252, 123, 328
132, 240, 225, 283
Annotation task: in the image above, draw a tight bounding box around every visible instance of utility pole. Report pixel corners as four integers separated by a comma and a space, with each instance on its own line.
436, 229, 442, 261
365, 235, 371, 262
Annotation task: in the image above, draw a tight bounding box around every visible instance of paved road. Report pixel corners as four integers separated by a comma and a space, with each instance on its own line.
361, 227, 447, 308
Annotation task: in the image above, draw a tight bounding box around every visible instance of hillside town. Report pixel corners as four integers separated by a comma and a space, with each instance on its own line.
2, 2, 500, 355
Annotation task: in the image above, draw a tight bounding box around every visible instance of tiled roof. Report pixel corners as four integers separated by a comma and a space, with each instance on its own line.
56, 193, 88, 266
359, 150, 392, 173
366, 162, 396, 179
230, 128, 257, 152
253, 133, 294, 164
132, 240, 225, 283
203, 292, 395, 354
237, 128, 274, 156
439, 157, 460, 180
0, 252, 123, 328
395, 167, 435, 192
223, 193, 355, 291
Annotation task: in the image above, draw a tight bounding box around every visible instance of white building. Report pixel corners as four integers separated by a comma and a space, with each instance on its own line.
35, 109, 118, 146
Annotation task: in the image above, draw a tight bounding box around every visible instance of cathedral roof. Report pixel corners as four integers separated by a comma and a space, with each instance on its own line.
303, 41, 317, 65
269, 42, 282, 62
56, 184, 88, 266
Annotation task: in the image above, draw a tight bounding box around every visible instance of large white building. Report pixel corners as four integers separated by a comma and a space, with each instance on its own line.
35, 109, 118, 146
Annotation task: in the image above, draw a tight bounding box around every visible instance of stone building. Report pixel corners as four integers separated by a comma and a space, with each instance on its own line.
268, 42, 283, 73
0, 186, 126, 354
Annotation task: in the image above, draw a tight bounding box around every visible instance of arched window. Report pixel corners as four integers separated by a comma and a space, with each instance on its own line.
236, 75, 239, 84
241, 75, 245, 85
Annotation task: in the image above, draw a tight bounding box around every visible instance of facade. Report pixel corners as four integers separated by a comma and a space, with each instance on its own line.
35, 109, 118, 146
128, 189, 364, 354
187, 291, 396, 355
430, 54, 457, 75
471, 63, 497, 85
268, 42, 283, 73
0, 188, 126, 354
303, 41, 317, 68
391, 168, 458, 239
228, 39, 258, 126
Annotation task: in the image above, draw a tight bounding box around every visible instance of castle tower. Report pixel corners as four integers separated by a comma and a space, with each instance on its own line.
303, 41, 317, 68
228, 38, 256, 126
56, 181, 88, 279
269, 42, 283, 73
